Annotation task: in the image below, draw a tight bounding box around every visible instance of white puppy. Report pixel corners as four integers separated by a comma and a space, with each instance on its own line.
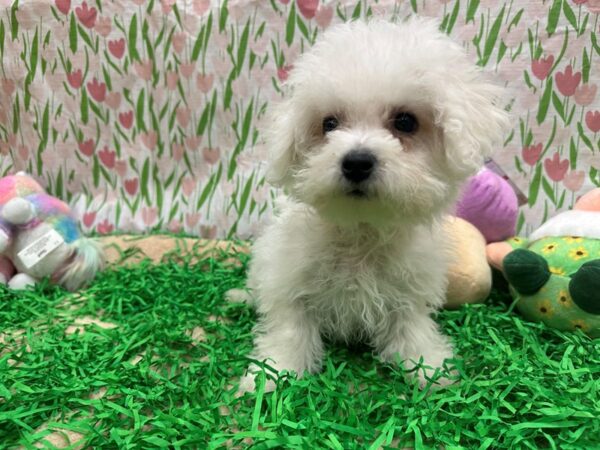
235, 18, 508, 391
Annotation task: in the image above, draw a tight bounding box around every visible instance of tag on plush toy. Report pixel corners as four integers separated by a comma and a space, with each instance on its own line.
17, 229, 65, 269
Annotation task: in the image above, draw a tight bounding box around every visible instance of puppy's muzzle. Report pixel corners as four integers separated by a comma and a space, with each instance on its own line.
341, 150, 377, 184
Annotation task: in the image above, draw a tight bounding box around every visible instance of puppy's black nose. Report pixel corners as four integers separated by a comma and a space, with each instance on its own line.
341, 150, 377, 183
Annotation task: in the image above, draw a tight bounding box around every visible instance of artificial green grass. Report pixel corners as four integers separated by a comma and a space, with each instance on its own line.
0, 250, 599, 449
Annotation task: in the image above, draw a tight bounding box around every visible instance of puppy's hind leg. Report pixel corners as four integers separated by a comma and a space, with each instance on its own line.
239, 303, 323, 393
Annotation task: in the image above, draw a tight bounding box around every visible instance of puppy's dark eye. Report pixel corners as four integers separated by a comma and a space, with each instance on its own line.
323, 116, 339, 133
393, 112, 418, 134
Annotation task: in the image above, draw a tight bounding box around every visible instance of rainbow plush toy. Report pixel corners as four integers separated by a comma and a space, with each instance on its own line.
0, 172, 104, 290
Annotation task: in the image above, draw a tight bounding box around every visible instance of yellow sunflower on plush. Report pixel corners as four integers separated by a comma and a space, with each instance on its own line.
487, 189, 600, 337
568, 247, 589, 261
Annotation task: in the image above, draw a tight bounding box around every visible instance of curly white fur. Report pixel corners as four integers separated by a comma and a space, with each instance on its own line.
238, 17, 508, 391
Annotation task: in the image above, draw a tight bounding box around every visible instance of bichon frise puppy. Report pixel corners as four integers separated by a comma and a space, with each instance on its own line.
234, 17, 508, 391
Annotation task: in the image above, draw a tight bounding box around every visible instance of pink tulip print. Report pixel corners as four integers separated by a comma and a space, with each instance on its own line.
95, 17, 112, 37
176, 108, 191, 127
186, 135, 202, 151
544, 153, 569, 182
78, 139, 95, 157
134, 61, 153, 81
531, 56, 554, 80
180, 63, 195, 79
67, 70, 83, 89
114, 160, 128, 178
109, 39, 126, 58
82, 211, 97, 228
1, 79, 15, 96
55, 0, 70, 14
172, 32, 187, 53
563, 170, 585, 192
124, 178, 139, 196
182, 177, 196, 197
522, 144, 543, 166
186, 212, 201, 229
315, 4, 333, 27
18, 145, 28, 160
555, 65, 581, 97
141, 207, 158, 226
588, 0, 600, 13
105, 92, 122, 109
168, 219, 182, 233
193, 0, 210, 16
574, 83, 597, 106
196, 74, 214, 93
172, 143, 185, 161
75, 2, 97, 28
161, 0, 176, 14
119, 111, 134, 129
140, 131, 158, 150
586, 111, 600, 132
98, 147, 116, 168
297, 0, 319, 19
96, 219, 114, 235
202, 147, 220, 164
166, 71, 179, 90
87, 78, 107, 102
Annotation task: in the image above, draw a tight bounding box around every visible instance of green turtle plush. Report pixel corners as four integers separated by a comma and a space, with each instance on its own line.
487, 189, 600, 337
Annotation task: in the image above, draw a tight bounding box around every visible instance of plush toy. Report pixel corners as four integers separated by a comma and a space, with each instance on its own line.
443, 167, 520, 308
0, 255, 15, 285
456, 167, 519, 243
444, 216, 492, 308
487, 189, 600, 337
0, 172, 105, 291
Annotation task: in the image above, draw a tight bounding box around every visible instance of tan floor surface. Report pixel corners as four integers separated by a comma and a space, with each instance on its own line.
99, 235, 249, 266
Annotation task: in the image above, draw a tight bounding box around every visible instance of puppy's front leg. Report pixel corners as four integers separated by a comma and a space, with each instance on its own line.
240, 304, 323, 393
376, 308, 454, 388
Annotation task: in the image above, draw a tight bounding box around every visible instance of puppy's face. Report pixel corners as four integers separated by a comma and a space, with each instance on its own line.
267, 19, 509, 226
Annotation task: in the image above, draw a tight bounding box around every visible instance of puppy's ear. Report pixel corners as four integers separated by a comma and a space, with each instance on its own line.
264, 99, 297, 188
437, 77, 509, 180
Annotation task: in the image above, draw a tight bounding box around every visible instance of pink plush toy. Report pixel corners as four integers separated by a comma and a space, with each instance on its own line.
0, 172, 105, 290
456, 167, 519, 243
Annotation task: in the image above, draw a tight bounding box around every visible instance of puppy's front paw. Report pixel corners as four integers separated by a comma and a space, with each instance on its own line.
237, 374, 276, 394
406, 348, 457, 389
411, 366, 457, 390
237, 365, 276, 396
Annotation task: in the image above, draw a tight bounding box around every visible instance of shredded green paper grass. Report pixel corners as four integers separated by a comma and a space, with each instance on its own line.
1, 245, 599, 449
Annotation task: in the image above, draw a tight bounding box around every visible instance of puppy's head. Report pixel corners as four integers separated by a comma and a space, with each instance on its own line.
266, 18, 509, 227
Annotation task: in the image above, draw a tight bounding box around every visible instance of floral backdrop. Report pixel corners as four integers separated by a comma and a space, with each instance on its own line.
0, 0, 599, 238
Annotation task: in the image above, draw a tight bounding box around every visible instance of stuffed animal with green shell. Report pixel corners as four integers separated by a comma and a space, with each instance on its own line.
487, 189, 600, 337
